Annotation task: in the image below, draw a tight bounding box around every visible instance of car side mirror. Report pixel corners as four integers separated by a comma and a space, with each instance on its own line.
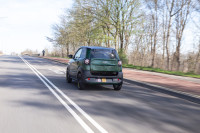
68, 54, 73, 58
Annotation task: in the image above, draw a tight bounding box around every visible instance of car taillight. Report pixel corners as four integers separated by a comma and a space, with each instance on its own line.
118, 61, 122, 66
84, 59, 90, 65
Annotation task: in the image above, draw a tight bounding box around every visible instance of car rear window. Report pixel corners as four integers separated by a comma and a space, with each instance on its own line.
90, 49, 119, 60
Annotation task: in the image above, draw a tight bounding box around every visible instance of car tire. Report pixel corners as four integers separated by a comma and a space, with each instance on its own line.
113, 84, 122, 91
66, 70, 72, 83
77, 73, 85, 90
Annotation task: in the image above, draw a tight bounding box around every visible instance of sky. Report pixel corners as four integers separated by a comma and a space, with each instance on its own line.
0, 0, 74, 54
0, 0, 199, 55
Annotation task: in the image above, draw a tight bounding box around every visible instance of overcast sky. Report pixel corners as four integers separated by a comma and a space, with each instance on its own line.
0, 0, 73, 54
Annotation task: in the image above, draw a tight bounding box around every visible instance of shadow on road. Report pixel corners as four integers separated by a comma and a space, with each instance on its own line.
1, 55, 200, 133
61, 81, 200, 133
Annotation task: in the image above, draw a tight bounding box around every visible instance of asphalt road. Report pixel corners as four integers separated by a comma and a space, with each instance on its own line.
0, 55, 200, 133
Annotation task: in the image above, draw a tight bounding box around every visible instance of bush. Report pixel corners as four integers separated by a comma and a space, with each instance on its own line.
118, 49, 128, 64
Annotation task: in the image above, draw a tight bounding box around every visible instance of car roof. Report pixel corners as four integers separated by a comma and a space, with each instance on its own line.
81, 46, 115, 50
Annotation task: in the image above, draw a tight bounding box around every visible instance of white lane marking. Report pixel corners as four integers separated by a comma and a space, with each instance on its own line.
48, 68, 65, 74
19, 56, 94, 133
34, 70, 108, 133
20, 56, 108, 133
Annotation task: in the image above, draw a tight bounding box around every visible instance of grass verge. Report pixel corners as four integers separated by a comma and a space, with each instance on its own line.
123, 64, 200, 79
48, 56, 70, 59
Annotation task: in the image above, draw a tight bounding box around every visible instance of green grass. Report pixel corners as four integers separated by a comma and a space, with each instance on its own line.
49, 56, 70, 59
123, 64, 200, 79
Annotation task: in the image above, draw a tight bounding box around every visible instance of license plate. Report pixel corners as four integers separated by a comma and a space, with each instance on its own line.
102, 78, 106, 82
97, 79, 101, 82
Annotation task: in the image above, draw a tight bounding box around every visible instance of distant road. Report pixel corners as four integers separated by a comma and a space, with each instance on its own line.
0, 55, 200, 133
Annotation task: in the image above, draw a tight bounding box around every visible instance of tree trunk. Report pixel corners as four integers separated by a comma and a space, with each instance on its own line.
151, 37, 157, 67
61, 46, 64, 58
66, 43, 69, 56
120, 33, 124, 49
166, 18, 171, 70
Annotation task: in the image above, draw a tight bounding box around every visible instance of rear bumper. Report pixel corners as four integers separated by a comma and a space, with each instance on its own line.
81, 70, 123, 85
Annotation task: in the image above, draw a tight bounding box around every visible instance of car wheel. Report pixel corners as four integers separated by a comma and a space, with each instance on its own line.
77, 73, 85, 90
66, 70, 72, 83
113, 84, 122, 91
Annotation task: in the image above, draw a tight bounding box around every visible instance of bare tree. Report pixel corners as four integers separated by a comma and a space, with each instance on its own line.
145, 0, 159, 67
174, 0, 192, 71
195, 40, 200, 73
47, 0, 200, 74
164, 0, 181, 69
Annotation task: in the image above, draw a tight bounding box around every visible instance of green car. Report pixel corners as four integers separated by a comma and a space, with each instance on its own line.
66, 46, 123, 90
